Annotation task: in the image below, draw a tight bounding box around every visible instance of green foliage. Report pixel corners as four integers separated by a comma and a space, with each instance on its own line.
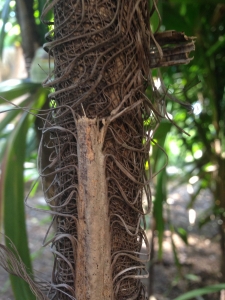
0, 1, 50, 298
0, 112, 36, 300
147, 1, 225, 292
151, 121, 172, 260
173, 284, 225, 300
171, 230, 182, 275
0, 80, 40, 101
175, 227, 188, 245
0, 81, 48, 299
162, 1, 225, 229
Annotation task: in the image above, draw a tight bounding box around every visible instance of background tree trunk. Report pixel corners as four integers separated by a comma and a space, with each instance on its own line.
15, 0, 41, 74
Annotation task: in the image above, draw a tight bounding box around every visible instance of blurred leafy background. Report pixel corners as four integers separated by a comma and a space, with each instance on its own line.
0, 0, 225, 299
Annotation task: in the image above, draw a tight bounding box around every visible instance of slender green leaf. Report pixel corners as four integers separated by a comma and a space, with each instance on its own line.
152, 122, 172, 260
169, 0, 225, 5
173, 284, 225, 300
199, 214, 211, 228
171, 230, 182, 275
0, 96, 32, 132
206, 36, 225, 57
0, 0, 11, 58
176, 227, 188, 245
0, 112, 35, 300
0, 79, 40, 102
187, 185, 202, 210
154, 162, 166, 260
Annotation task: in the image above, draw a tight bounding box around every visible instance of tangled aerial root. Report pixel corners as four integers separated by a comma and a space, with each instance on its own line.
40, 0, 153, 299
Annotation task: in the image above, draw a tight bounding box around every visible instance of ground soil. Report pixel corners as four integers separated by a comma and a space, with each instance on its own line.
0, 185, 222, 300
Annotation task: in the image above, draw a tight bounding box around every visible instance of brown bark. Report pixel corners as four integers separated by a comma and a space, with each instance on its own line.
41, 1, 152, 298
76, 117, 113, 300
39, 1, 195, 299
150, 31, 195, 68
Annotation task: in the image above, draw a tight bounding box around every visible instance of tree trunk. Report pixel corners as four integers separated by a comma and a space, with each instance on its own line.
41, 0, 152, 299
216, 158, 225, 281
0, 1, 196, 299
16, 0, 41, 74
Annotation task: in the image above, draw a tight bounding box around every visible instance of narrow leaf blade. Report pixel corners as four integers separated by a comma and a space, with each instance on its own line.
173, 284, 225, 300
0, 79, 40, 102
0, 112, 36, 300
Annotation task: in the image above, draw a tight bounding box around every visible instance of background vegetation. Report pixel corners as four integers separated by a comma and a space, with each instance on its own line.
0, 0, 225, 299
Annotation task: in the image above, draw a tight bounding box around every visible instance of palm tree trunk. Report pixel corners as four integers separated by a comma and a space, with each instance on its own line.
41, 0, 152, 299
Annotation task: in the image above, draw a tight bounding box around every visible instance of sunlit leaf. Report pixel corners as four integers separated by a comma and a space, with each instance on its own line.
0, 79, 40, 102
173, 284, 225, 300
0, 112, 36, 300
176, 227, 188, 245
0, 95, 32, 132
152, 122, 172, 260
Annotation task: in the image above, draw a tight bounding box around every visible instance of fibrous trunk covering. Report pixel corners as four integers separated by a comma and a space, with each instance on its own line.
41, 0, 152, 299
